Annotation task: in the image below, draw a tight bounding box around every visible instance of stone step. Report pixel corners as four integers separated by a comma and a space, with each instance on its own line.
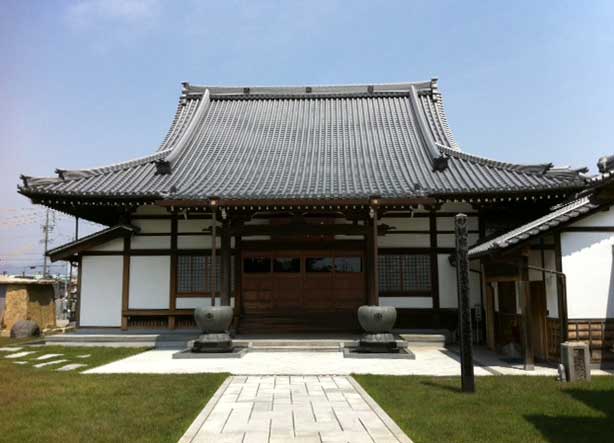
398, 331, 448, 347
247, 345, 341, 352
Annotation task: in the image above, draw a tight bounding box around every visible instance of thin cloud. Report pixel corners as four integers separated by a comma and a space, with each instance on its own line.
65, 0, 161, 30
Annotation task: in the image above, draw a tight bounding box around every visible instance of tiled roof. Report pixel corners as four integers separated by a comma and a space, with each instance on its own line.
20, 80, 587, 202
468, 164, 614, 258
468, 197, 599, 258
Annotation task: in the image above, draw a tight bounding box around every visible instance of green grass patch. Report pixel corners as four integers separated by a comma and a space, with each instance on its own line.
1, 346, 228, 443
355, 375, 614, 443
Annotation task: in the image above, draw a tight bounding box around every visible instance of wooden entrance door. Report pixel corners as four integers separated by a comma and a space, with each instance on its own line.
240, 250, 365, 332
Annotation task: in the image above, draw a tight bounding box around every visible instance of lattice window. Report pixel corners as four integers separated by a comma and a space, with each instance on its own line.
378, 254, 431, 294
177, 255, 225, 294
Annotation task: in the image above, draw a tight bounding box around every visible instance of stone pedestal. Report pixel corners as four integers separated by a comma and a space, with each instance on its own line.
358, 333, 399, 353
191, 332, 233, 353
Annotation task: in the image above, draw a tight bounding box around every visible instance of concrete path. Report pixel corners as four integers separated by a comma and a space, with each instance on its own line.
179, 375, 412, 443
85, 348, 491, 376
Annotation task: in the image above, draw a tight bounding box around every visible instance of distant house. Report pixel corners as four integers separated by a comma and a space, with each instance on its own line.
18, 80, 610, 363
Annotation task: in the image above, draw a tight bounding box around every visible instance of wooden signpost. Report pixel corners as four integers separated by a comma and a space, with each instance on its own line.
455, 214, 476, 393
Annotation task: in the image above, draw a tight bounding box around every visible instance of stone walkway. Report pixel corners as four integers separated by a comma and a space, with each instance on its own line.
179, 375, 412, 443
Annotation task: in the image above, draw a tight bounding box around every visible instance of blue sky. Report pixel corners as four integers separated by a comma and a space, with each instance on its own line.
1, 0, 614, 274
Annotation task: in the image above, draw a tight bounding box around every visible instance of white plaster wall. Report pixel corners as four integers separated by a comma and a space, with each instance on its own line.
132, 219, 171, 233
176, 297, 235, 309
80, 256, 123, 326
178, 219, 209, 233
131, 235, 171, 249
436, 216, 479, 232
562, 231, 614, 319
128, 256, 170, 309
378, 234, 430, 248
440, 202, 477, 213
379, 297, 433, 308
571, 208, 613, 227
178, 235, 218, 249
437, 233, 479, 248
134, 205, 167, 216
382, 217, 429, 231
90, 238, 124, 252
438, 255, 482, 308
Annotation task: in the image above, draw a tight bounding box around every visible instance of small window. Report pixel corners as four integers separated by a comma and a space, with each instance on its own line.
378, 254, 431, 293
243, 257, 271, 273
177, 255, 222, 293
334, 257, 362, 273
306, 257, 333, 272
273, 257, 301, 273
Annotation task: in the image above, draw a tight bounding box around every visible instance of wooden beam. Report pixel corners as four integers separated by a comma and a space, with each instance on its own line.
228, 222, 390, 237
121, 236, 131, 330
366, 208, 379, 305
221, 218, 231, 306
169, 215, 178, 329
517, 254, 535, 370
430, 210, 440, 327
454, 213, 476, 393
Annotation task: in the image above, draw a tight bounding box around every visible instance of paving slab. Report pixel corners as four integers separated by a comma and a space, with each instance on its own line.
5, 351, 37, 359
57, 363, 88, 372
34, 353, 64, 361
33, 359, 68, 368
0, 347, 23, 352
177, 375, 412, 443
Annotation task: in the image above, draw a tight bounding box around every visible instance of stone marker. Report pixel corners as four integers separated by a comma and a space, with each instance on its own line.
10, 319, 40, 339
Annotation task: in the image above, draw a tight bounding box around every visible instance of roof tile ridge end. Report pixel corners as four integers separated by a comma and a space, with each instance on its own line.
165, 88, 211, 165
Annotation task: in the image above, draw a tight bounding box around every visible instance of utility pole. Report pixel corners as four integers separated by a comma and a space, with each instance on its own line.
42, 208, 50, 278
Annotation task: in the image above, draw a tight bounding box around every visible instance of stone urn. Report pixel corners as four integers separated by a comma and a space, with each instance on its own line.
357, 305, 397, 333
192, 306, 234, 353
357, 305, 398, 353
194, 306, 234, 333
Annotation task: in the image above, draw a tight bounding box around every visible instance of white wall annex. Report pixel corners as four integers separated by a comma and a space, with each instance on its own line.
80, 256, 123, 327
562, 208, 614, 319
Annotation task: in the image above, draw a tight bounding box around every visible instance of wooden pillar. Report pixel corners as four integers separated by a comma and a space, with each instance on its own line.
233, 233, 242, 323
454, 214, 475, 393
429, 210, 440, 328
554, 232, 568, 342
221, 216, 231, 306
169, 214, 178, 329
121, 236, 131, 330
210, 202, 217, 306
75, 255, 82, 327
366, 205, 379, 305
482, 265, 496, 351
518, 254, 535, 371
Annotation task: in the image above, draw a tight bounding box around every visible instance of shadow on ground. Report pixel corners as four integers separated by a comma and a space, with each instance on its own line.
526, 388, 614, 443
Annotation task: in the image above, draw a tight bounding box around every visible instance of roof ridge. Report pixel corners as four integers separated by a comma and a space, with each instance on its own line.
183, 80, 435, 97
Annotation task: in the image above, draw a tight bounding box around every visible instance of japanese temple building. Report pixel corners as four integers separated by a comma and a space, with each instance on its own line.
18, 80, 613, 363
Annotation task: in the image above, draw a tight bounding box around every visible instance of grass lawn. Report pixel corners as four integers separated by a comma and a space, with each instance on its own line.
355, 375, 614, 443
0, 342, 228, 443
